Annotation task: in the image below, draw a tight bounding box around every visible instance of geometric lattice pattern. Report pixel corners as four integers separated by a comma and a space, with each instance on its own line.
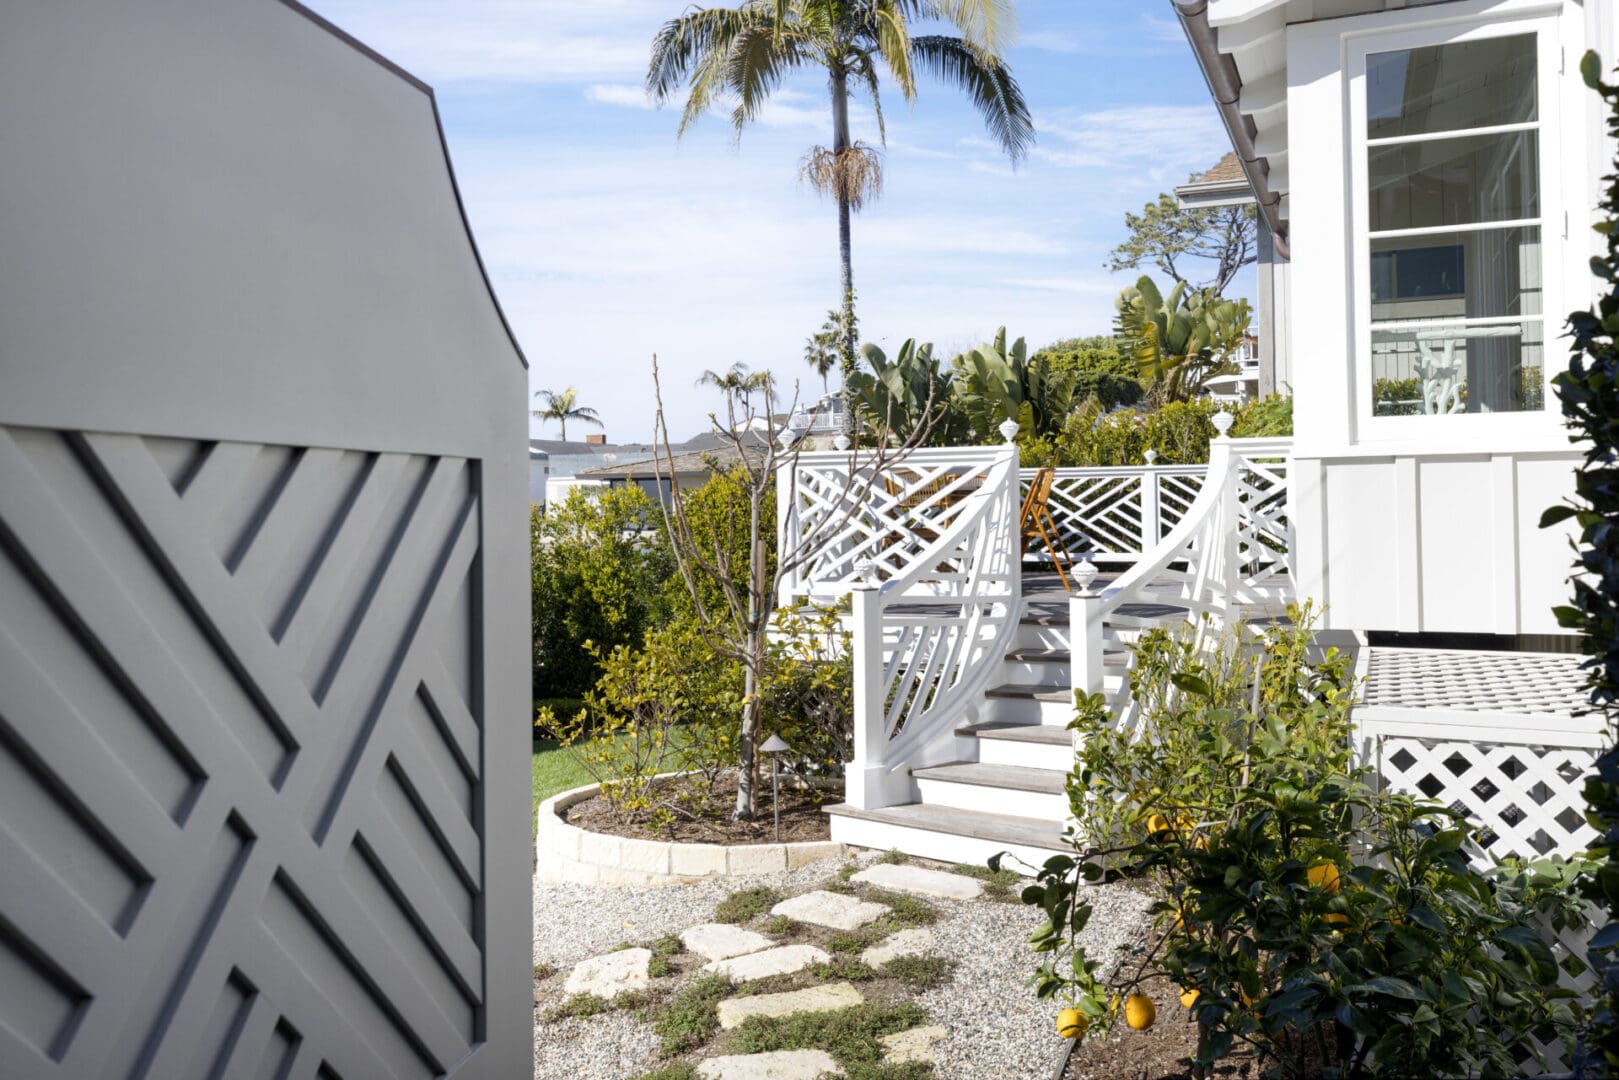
1031, 467, 1206, 562
0, 424, 483, 1078
1374, 738, 1597, 862
783, 448, 1006, 597
1363, 648, 1590, 715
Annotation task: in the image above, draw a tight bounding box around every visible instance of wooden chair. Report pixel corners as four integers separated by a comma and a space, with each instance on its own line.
1020, 467, 1076, 591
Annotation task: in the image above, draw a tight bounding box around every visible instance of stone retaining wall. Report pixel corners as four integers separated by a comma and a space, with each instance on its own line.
536, 781, 846, 886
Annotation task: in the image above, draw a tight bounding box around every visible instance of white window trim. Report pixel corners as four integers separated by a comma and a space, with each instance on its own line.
1346, 10, 1567, 444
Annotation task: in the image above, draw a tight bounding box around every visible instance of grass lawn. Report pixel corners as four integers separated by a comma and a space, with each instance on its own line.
532, 737, 594, 838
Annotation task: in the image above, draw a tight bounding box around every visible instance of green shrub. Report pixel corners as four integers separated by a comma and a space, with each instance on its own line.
1036, 342, 1145, 411
1230, 393, 1292, 438
531, 487, 672, 700
760, 606, 854, 778
1011, 607, 1593, 1077
543, 993, 611, 1022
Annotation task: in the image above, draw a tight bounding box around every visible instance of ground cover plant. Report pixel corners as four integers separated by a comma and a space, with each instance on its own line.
1006, 609, 1593, 1077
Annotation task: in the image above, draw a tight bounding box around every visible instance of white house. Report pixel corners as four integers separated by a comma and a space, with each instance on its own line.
1176, 0, 1614, 644
779, 0, 1610, 921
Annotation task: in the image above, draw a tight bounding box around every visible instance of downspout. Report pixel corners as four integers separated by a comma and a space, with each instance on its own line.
1172, 0, 1291, 260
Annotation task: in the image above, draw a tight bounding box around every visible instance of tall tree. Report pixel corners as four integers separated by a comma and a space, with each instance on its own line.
1107, 188, 1257, 296
647, 0, 1034, 432
532, 386, 604, 441
803, 304, 848, 393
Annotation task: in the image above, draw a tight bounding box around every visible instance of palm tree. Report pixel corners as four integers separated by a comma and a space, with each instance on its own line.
647, 0, 1034, 432
531, 386, 603, 441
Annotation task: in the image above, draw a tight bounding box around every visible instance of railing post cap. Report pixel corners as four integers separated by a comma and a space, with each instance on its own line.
997, 418, 1020, 444
1212, 410, 1235, 438
1072, 559, 1101, 596
833, 433, 851, 451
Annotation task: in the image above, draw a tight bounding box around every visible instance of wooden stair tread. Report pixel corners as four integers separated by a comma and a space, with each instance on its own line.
985, 682, 1077, 703
823, 801, 1068, 852
911, 761, 1067, 794
956, 721, 1071, 745
1005, 648, 1126, 664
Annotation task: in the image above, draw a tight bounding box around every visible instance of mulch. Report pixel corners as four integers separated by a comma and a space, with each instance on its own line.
1063, 976, 1262, 1080
564, 772, 834, 844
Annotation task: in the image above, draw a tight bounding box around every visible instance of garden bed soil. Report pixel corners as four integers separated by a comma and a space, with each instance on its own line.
564, 774, 834, 845
1063, 977, 1260, 1080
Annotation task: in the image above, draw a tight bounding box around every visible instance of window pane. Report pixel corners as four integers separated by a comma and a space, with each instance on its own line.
1369, 130, 1538, 231
1370, 322, 1544, 415
1367, 34, 1536, 139
1370, 226, 1541, 322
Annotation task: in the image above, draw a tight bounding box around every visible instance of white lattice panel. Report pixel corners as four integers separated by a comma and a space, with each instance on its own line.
1363, 648, 1589, 716
1025, 467, 1208, 563
1373, 738, 1596, 862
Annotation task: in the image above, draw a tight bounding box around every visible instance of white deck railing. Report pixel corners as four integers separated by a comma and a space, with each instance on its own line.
1023, 465, 1207, 562
779, 445, 1014, 600
1068, 434, 1295, 717
832, 443, 1023, 810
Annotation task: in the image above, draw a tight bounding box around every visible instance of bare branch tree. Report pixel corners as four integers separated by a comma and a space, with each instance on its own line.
650, 354, 938, 818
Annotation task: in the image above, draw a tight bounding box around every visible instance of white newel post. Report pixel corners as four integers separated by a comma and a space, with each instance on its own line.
846, 564, 891, 810
1069, 559, 1103, 696
1141, 449, 1161, 550
1210, 413, 1239, 606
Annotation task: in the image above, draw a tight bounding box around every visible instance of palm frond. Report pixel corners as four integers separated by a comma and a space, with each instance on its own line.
909, 35, 1033, 163
725, 22, 812, 134
870, 2, 916, 103
849, 53, 888, 145
899, 0, 1017, 54
648, 8, 751, 102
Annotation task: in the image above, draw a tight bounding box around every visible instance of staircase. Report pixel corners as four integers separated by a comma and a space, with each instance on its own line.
783, 428, 1293, 873
824, 585, 1168, 871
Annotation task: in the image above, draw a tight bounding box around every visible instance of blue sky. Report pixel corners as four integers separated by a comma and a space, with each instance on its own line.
306, 0, 1248, 442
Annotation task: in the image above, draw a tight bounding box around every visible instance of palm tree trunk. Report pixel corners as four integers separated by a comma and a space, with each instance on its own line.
831, 66, 856, 438
559, 417, 567, 441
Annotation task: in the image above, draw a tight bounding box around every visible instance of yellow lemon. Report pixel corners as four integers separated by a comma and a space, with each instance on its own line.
1326, 912, 1350, 927
1145, 813, 1171, 836
1306, 861, 1341, 893
1056, 1009, 1088, 1039
1124, 993, 1156, 1031
1179, 986, 1199, 1009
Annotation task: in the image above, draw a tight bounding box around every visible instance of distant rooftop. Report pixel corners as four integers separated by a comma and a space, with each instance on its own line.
1176, 152, 1256, 210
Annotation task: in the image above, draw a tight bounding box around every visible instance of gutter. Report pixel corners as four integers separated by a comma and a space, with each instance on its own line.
1171, 0, 1291, 259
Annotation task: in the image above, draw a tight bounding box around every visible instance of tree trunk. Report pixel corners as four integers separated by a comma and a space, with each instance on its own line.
831, 67, 856, 437
734, 488, 770, 820
559, 417, 566, 441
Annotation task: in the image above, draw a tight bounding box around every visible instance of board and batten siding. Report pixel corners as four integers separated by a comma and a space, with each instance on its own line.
1291, 451, 1580, 636
0, 2, 532, 1077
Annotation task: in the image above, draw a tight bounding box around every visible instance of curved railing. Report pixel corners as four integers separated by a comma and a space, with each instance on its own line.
1068, 435, 1294, 717
779, 446, 1012, 600
844, 445, 1022, 809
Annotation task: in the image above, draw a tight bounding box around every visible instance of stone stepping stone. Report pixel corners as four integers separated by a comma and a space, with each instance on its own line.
851, 863, 984, 901
697, 1049, 843, 1079
563, 947, 650, 1000
680, 923, 773, 962
881, 1024, 948, 1065
859, 928, 935, 968
703, 944, 831, 983
716, 981, 864, 1030
770, 889, 888, 931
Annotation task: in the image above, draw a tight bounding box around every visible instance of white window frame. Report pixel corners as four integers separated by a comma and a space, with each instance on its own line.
1347, 10, 1566, 443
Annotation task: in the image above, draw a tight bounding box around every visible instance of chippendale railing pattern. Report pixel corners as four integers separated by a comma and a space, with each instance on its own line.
843, 444, 1022, 809
1025, 466, 1207, 562
780, 446, 1011, 600
1068, 435, 1296, 720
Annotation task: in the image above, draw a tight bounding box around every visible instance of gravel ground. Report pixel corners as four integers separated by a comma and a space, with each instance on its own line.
532, 851, 1154, 1080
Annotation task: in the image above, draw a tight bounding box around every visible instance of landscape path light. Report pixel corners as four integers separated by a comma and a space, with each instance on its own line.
760, 734, 792, 842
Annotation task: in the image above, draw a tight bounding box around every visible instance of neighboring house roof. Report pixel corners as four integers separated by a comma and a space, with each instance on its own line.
1175, 152, 1257, 209
574, 437, 769, 482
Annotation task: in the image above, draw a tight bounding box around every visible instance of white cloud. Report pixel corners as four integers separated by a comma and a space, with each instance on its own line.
585, 83, 654, 109
1004, 277, 1119, 295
